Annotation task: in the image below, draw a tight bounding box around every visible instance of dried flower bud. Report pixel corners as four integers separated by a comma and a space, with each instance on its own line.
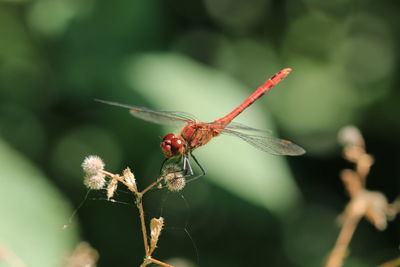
387, 196, 400, 219
123, 168, 137, 190
338, 125, 365, 148
84, 173, 106, 190
161, 164, 185, 192
161, 163, 181, 176
82, 155, 105, 176
65, 242, 99, 267
107, 178, 119, 200
150, 217, 164, 252
165, 174, 186, 192
364, 191, 389, 231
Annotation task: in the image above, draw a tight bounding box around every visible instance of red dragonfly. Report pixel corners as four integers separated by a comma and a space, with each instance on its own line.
96, 68, 305, 179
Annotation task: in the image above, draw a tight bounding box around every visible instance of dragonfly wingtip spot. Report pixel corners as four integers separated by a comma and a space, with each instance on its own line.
282, 68, 292, 74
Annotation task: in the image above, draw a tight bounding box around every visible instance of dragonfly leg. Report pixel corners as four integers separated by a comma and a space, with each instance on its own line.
159, 154, 206, 187
182, 153, 194, 178
160, 156, 191, 179
185, 152, 206, 183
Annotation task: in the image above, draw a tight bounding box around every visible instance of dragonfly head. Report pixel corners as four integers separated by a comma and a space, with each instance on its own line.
161, 133, 184, 158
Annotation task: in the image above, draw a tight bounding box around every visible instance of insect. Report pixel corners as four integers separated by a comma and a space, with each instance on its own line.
96, 68, 305, 180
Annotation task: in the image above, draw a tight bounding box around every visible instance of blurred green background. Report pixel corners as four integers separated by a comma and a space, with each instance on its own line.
0, 0, 399, 266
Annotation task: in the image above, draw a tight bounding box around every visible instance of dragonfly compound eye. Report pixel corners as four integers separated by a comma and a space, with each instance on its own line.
170, 138, 183, 150
161, 134, 184, 157
163, 133, 175, 141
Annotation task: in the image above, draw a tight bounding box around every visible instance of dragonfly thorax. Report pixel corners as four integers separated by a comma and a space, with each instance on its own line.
161, 133, 185, 157
180, 123, 221, 151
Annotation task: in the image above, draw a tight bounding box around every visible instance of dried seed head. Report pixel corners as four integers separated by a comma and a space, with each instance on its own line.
150, 217, 164, 252
338, 125, 365, 148
82, 155, 105, 176
160, 163, 182, 177
65, 242, 99, 267
165, 174, 186, 192
84, 173, 106, 190
107, 178, 119, 200
160, 163, 186, 191
123, 168, 137, 190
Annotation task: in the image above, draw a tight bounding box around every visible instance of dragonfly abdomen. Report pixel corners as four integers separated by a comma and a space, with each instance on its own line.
213, 68, 292, 126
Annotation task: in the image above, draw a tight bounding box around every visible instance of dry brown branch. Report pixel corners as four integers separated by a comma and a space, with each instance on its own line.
141, 257, 174, 267
325, 126, 399, 267
378, 256, 400, 267
325, 211, 361, 267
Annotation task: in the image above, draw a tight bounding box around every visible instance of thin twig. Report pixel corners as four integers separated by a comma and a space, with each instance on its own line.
136, 195, 150, 257
148, 241, 157, 256
101, 170, 138, 195
378, 256, 400, 267
148, 257, 174, 267
325, 212, 362, 267
104, 170, 169, 264
141, 177, 164, 195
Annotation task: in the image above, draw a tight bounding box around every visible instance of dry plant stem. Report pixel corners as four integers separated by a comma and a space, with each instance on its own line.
141, 177, 164, 195
137, 178, 164, 257
101, 169, 171, 266
147, 257, 174, 267
140, 258, 173, 267
148, 240, 158, 256
101, 170, 150, 255
378, 257, 400, 267
325, 213, 362, 267
101, 170, 138, 194
136, 194, 150, 257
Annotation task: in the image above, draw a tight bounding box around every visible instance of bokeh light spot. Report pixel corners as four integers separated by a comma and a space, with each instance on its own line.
27, 0, 94, 37
270, 60, 358, 152
283, 12, 343, 60
337, 14, 395, 84
204, 0, 271, 31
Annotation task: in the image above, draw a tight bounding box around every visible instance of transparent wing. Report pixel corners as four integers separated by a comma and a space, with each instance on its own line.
95, 99, 197, 125
130, 109, 196, 125
223, 121, 272, 134
222, 128, 306, 156
202, 121, 272, 134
